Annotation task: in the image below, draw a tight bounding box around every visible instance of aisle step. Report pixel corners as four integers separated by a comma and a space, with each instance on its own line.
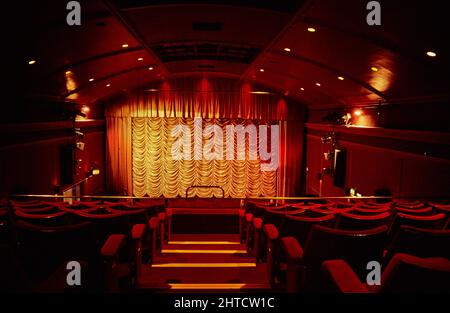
138, 233, 269, 292
161, 249, 247, 254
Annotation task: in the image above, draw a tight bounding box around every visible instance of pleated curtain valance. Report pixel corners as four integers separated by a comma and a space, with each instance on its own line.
105, 78, 301, 120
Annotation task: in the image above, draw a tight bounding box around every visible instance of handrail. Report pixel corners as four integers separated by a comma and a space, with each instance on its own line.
61, 177, 89, 193
185, 185, 225, 198
9, 194, 450, 200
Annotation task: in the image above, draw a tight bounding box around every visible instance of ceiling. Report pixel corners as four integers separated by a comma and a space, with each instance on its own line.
12, 0, 450, 108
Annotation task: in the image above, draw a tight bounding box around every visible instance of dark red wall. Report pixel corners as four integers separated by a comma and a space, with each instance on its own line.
0, 120, 105, 196
305, 124, 450, 198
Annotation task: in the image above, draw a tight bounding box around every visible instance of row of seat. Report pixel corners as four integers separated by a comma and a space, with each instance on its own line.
3, 197, 450, 292
241, 200, 450, 292
1, 199, 169, 292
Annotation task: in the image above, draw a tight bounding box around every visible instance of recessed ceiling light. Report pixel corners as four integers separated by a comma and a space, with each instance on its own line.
315, 83, 321, 87
300, 87, 305, 91
259, 68, 264, 72
284, 47, 291, 52
338, 76, 344, 80
28, 60, 36, 65
122, 43, 129, 48
426, 51, 437, 57
148, 66, 154, 70
371, 66, 379, 72
106, 83, 111, 87
307, 27, 316, 32
137, 57, 144, 61
89, 78, 94, 82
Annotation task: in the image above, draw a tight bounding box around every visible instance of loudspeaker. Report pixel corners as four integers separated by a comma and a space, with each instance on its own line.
60, 144, 73, 185
333, 149, 347, 188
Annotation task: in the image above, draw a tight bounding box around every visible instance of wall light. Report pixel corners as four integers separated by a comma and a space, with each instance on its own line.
92, 168, 100, 176
81, 105, 90, 114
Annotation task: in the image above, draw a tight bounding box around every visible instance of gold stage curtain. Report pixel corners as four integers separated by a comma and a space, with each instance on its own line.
105, 78, 305, 197
131, 117, 277, 198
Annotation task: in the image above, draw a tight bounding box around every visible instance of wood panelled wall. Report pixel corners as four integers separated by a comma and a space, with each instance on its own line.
305, 123, 450, 198
0, 120, 105, 196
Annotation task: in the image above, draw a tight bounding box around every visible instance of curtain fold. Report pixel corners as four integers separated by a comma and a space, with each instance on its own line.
105, 78, 304, 197
106, 117, 132, 195
130, 118, 277, 197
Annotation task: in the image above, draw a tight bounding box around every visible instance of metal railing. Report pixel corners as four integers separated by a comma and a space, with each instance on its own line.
9, 194, 450, 201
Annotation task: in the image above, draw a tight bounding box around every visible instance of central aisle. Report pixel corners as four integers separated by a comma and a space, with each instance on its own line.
137, 234, 272, 292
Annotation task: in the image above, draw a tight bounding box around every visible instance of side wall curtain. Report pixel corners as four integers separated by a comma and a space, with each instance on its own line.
106, 117, 132, 195
105, 78, 305, 197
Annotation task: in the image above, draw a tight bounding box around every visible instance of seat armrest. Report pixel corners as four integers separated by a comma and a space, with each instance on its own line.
245, 213, 253, 223
263, 224, 279, 240
148, 217, 159, 230
281, 236, 303, 262
131, 224, 146, 240
101, 234, 126, 258
253, 218, 263, 229
238, 209, 245, 217
158, 212, 166, 221
322, 260, 369, 293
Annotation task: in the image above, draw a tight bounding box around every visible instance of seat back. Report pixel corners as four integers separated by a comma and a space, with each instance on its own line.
351, 206, 391, 215
280, 214, 336, 246
385, 226, 450, 262
337, 212, 390, 230
393, 206, 433, 216
381, 253, 450, 292
15, 220, 99, 287
393, 201, 426, 210
302, 225, 388, 290
14, 209, 70, 226
388, 213, 446, 238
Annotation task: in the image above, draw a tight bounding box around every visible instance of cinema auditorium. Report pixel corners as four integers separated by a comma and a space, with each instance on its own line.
1, 0, 449, 294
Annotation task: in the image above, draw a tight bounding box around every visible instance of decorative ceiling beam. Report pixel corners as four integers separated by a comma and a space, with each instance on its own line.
102, 0, 170, 76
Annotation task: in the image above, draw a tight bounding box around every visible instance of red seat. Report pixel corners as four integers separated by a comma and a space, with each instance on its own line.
351, 206, 391, 215
394, 206, 433, 215
393, 201, 426, 209
250, 207, 309, 261
385, 226, 450, 262
388, 212, 447, 238
337, 212, 391, 230
14, 209, 69, 226
322, 253, 450, 293
280, 224, 388, 292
